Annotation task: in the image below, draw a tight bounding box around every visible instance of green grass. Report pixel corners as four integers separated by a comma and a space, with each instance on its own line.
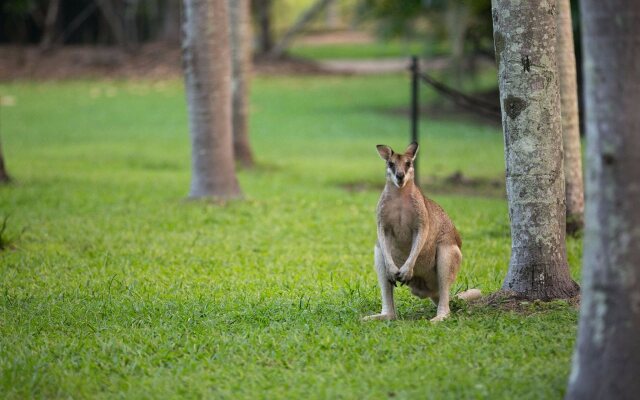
0, 74, 581, 399
289, 40, 447, 60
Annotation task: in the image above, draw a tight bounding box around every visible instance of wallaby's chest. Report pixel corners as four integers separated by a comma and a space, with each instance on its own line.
379, 196, 417, 244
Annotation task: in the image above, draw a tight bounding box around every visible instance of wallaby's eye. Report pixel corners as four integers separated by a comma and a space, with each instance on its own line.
406, 161, 411, 168
388, 161, 395, 169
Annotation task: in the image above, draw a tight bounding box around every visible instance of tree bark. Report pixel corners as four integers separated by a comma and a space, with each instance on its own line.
491, 0, 579, 300
270, 0, 335, 58
556, 0, 584, 235
124, 0, 140, 47
445, 1, 470, 89
255, 0, 274, 55
182, 0, 242, 199
96, 0, 128, 49
325, 0, 339, 29
161, 0, 181, 44
565, 2, 640, 398
0, 135, 10, 184
228, 0, 255, 168
39, 0, 61, 52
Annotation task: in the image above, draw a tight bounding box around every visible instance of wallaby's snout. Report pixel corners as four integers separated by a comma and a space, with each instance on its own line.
376, 142, 419, 188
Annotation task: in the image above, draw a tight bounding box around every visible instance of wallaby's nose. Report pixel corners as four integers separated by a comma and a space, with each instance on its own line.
396, 172, 405, 181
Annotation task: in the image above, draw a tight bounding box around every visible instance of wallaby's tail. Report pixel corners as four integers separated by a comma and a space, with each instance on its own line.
456, 289, 482, 301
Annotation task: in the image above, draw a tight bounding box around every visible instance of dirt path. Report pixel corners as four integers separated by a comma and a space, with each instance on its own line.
318, 57, 450, 74
0, 44, 452, 80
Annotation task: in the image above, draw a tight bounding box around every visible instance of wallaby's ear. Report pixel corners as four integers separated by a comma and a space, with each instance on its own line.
405, 142, 419, 160
376, 145, 394, 161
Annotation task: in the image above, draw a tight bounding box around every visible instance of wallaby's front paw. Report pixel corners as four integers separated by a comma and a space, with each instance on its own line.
362, 313, 396, 321
396, 266, 414, 283
385, 267, 400, 285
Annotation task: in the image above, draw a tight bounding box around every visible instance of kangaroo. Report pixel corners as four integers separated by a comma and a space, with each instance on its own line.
364, 142, 481, 322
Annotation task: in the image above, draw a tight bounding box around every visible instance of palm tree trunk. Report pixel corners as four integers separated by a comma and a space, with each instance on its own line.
446, 1, 470, 89
556, 0, 584, 235
182, 0, 242, 199
565, 1, 640, 398
255, 0, 274, 55
96, 0, 128, 50
491, 0, 579, 300
161, 0, 181, 44
39, 0, 61, 52
229, 0, 254, 168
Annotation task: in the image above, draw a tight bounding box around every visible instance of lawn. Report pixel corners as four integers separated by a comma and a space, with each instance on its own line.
0, 73, 581, 399
289, 40, 446, 60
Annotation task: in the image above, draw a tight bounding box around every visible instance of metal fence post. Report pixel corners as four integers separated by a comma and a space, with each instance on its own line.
410, 55, 420, 186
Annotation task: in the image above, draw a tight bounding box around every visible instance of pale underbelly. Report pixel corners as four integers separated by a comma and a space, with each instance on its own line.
387, 243, 437, 275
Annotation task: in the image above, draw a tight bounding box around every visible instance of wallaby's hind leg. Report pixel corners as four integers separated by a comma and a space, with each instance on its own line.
430, 244, 462, 322
363, 245, 396, 321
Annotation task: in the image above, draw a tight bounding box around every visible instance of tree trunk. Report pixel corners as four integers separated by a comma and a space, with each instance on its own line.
96, 0, 128, 49
161, 0, 181, 44
228, 0, 255, 168
325, 0, 339, 29
556, 0, 584, 235
491, 0, 579, 300
182, 0, 242, 199
270, 0, 335, 59
565, 1, 640, 398
445, 1, 470, 89
255, 0, 274, 55
124, 0, 140, 47
39, 0, 61, 52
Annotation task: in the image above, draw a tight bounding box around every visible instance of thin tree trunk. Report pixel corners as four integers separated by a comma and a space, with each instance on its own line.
491, 0, 579, 300
161, 0, 181, 43
0, 135, 10, 184
325, 0, 339, 29
124, 0, 140, 47
565, 1, 640, 398
39, 0, 61, 52
229, 0, 254, 168
96, 0, 128, 49
255, 0, 274, 54
556, 0, 584, 235
270, 0, 335, 58
445, 1, 470, 89
182, 0, 242, 199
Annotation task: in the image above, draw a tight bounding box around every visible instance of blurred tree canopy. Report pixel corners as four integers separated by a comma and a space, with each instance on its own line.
358, 0, 494, 58
1, 0, 182, 45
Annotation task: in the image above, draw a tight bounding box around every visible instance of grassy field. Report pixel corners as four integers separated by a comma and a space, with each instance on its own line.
0, 74, 581, 399
289, 40, 446, 60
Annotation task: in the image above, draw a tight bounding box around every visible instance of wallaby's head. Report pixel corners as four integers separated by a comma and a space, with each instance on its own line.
376, 142, 419, 188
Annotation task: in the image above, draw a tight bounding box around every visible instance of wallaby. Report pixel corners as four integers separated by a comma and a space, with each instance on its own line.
364, 142, 481, 322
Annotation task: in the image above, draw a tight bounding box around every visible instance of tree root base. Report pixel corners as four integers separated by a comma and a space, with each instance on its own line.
478, 290, 581, 313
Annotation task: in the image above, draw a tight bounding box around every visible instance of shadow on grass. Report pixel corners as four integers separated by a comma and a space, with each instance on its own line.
0, 215, 24, 252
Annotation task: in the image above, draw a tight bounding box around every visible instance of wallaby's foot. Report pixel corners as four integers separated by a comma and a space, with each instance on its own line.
363, 313, 396, 321
429, 312, 450, 323
396, 266, 414, 283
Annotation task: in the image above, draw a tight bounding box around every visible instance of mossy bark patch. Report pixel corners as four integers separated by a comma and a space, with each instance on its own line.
504, 95, 527, 119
